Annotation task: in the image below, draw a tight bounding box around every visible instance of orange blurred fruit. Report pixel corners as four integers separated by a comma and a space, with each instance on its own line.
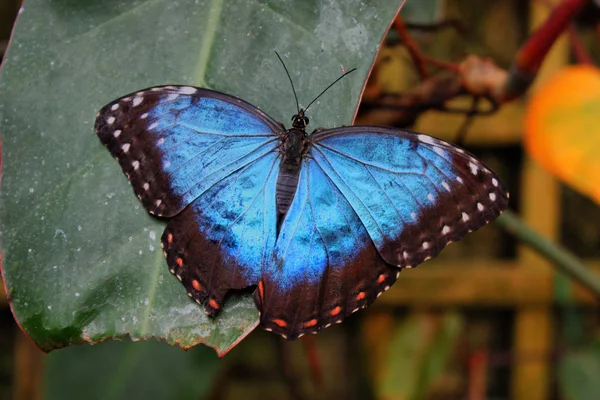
524, 65, 600, 204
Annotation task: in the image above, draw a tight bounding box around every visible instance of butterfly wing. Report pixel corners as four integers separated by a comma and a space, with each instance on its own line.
163, 152, 280, 315
95, 85, 283, 217
256, 126, 508, 339
255, 160, 400, 339
95, 86, 283, 313
310, 126, 509, 268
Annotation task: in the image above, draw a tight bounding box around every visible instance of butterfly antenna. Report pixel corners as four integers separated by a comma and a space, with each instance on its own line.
275, 51, 301, 114
304, 67, 357, 112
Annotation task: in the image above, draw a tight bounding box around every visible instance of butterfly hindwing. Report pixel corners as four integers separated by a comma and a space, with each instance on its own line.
310, 127, 509, 268
163, 153, 280, 315
256, 160, 400, 339
95, 86, 283, 217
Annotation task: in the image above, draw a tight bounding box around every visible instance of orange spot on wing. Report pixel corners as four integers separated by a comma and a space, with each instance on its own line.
330, 306, 342, 316
167, 233, 173, 244
356, 292, 366, 300
258, 280, 264, 300
304, 319, 318, 328
208, 299, 220, 310
273, 319, 288, 328
176, 257, 183, 267
192, 280, 201, 291
377, 274, 386, 283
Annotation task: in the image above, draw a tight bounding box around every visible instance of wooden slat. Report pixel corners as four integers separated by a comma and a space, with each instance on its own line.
510, 0, 568, 397
413, 99, 525, 146
511, 158, 558, 400
376, 261, 600, 307
13, 330, 43, 400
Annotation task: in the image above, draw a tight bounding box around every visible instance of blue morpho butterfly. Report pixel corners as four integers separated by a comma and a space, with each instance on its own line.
94, 56, 508, 340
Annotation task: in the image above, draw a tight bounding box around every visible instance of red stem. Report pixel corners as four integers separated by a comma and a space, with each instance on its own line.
301, 335, 324, 391
515, 0, 588, 74
394, 17, 430, 78
568, 26, 594, 64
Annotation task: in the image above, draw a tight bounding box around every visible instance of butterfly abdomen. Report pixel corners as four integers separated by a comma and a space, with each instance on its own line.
276, 167, 300, 216
276, 129, 309, 228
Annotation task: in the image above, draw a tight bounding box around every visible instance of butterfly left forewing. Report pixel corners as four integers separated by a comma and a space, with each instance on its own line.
95, 86, 282, 217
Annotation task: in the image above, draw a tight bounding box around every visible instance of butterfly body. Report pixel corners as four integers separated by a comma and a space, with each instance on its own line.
95, 85, 508, 340
276, 125, 308, 223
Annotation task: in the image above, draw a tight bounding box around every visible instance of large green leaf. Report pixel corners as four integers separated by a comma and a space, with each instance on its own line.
0, 0, 403, 355
45, 340, 220, 400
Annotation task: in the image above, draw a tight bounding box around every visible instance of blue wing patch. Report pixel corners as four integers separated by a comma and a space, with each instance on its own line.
256, 159, 401, 339
311, 127, 508, 269
95, 86, 282, 217
163, 152, 280, 315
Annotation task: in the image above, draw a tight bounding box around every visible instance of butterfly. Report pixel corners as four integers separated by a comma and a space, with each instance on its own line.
94, 70, 508, 340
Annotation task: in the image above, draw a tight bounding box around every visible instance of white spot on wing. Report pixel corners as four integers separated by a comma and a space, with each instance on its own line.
477, 202, 484, 211
422, 241, 430, 249
143, 183, 150, 191
113, 130, 122, 138
462, 212, 469, 221
492, 178, 498, 187
442, 181, 451, 191
141, 113, 149, 119
442, 225, 451, 234
157, 138, 165, 145
433, 147, 445, 156
166, 93, 180, 101
469, 162, 478, 175
427, 193, 434, 202
417, 134, 436, 145
149, 122, 158, 130
111, 104, 119, 111
121, 143, 131, 153
107, 116, 115, 125
132, 96, 143, 107
179, 86, 197, 94
489, 192, 497, 201
132, 161, 140, 170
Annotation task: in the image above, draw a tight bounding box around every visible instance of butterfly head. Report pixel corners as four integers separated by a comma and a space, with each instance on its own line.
291, 109, 309, 130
